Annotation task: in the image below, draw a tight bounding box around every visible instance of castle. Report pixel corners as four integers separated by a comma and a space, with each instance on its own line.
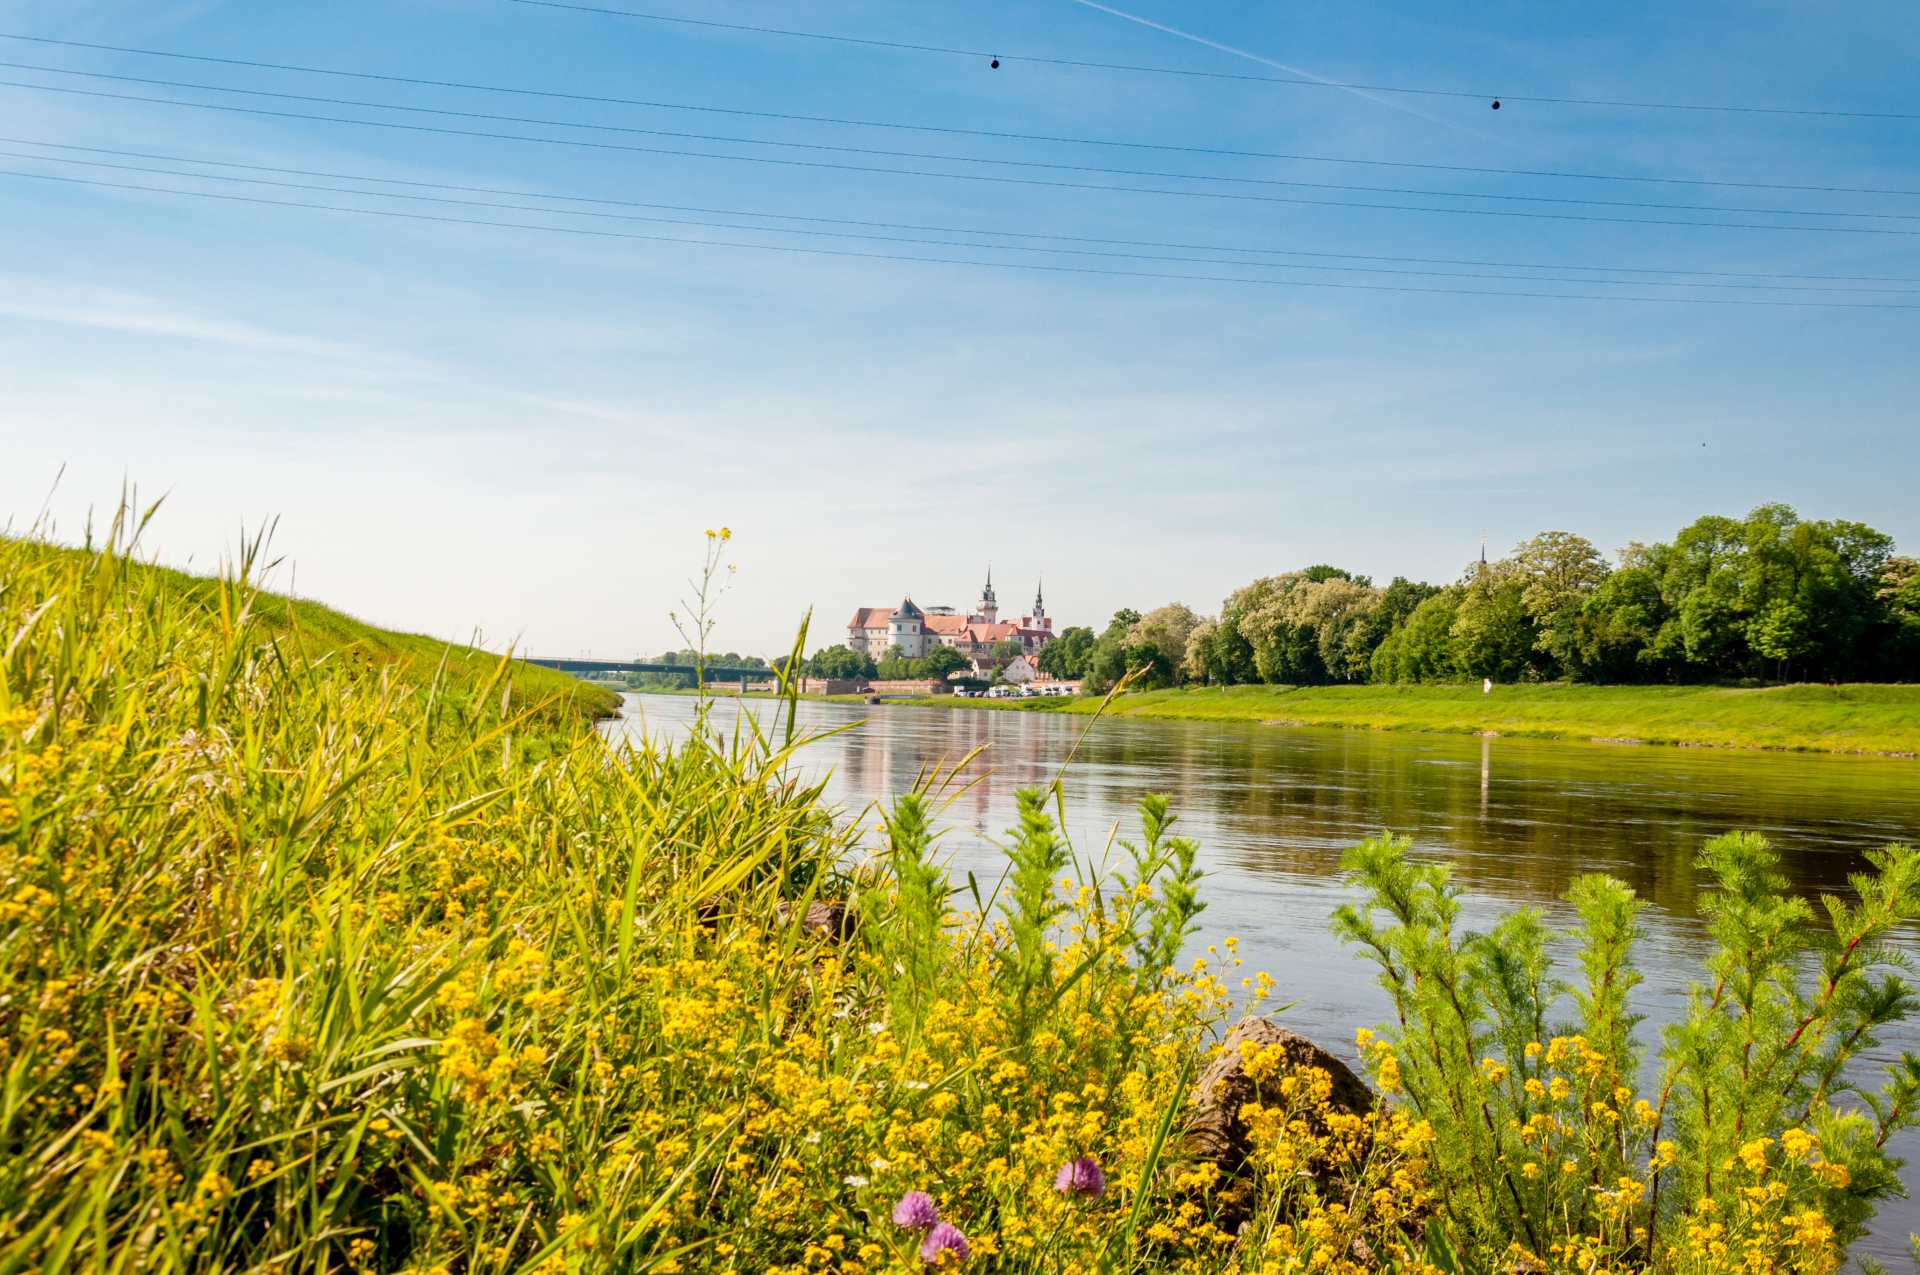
847, 570, 1054, 662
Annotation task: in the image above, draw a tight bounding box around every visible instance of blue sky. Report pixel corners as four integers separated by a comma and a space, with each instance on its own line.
1, 0, 1915, 657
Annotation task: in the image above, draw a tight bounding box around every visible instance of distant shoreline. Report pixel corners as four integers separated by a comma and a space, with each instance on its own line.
613, 682, 1920, 758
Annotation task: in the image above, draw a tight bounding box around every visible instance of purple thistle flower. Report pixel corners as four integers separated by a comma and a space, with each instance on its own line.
1054, 1156, 1107, 1198
891, 1189, 939, 1231
919, 1221, 970, 1265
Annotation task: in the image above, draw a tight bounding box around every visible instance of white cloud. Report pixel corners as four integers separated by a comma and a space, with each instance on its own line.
0, 279, 367, 358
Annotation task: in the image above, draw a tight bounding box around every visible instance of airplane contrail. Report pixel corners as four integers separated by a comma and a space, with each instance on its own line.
1065, 0, 1484, 134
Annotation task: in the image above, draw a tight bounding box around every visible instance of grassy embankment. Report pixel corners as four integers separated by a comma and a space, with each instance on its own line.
889, 683, 1920, 756
6, 536, 619, 725
4, 517, 1907, 1271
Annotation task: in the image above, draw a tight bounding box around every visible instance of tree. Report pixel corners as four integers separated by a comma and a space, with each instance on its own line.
1879, 557, 1920, 677
1120, 642, 1174, 690
1235, 573, 1381, 684
1510, 530, 1609, 673
1036, 626, 1095, 679
1574, 567, 1665, 683
1882, 557, 1920, 631
1644, 514, 1746, 674
1512, 531, 1610, 615
1296, 579, 1385, 683
1186, 612, 1257, 685
1376, 577, 1440, 631
1735, 506, 1892, 680
806, 645, 875, 680
1364, 589, 1458, 683
1125, 604, 1203, 682
1748, 598, 1816, 679
1233, 574, 1316, 683
989, 638, 1024, 662
1181, 620, 1218, 683
1450, 573, 1535, 681
920, 645, 970, 680
1081, 609, 1143, 694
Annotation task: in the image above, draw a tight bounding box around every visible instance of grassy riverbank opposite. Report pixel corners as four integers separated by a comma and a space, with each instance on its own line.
869, 682, 1920, 756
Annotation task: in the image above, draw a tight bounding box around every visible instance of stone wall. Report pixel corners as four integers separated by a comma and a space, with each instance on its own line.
866, 679, 950, 696
798, 678, 865, 696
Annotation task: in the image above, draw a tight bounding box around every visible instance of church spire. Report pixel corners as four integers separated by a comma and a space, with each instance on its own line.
977, 565, 998, 624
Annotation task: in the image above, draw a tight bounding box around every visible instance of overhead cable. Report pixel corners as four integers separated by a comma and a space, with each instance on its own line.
14, 147, 1916, 295
3, 61, 1911, 222
507, 0, 1920, 122
0, 31, 1912, 196
8, 166, 1917, 308
15, 137, 1920, 286
5, 78, 1917, 238
12, 137, 1913, 287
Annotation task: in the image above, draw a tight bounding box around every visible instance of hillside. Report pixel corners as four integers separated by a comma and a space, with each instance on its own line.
1, 537, 619, 724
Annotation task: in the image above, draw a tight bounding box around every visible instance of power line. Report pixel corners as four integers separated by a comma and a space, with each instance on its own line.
508, 0, 1920, 123
13, 136, 1914, 287
6, 165, 1915, 309
8, 60, 1912, 223
8, 77, 1920, 239
15, 135, 1920, 288
1, 31, 1913, 198
15, 146, 1915, 295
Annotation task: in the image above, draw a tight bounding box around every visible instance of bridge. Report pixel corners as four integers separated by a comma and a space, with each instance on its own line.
524, 657, 776, 683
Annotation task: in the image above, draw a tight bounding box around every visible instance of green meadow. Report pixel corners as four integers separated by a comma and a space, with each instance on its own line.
907, 682, 1920, 756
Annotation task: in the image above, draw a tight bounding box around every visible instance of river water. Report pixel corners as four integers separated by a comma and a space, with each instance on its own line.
611, 692, 1920, 1254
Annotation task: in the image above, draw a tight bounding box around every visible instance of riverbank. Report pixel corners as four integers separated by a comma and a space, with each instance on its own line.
4, 538, 619, 723
884, 682, 1920, 756
11, 527, 1910, 1270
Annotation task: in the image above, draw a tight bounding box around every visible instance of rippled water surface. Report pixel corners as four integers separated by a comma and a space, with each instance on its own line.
612, 692, 1920, 1255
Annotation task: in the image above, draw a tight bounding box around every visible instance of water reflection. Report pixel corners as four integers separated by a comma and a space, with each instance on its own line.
611, 693, 1920, 1257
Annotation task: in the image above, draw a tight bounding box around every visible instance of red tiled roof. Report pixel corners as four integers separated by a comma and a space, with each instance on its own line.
848, 611, 1055, 640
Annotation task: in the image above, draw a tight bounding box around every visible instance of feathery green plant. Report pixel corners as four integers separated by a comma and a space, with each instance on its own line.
1337, 830, 1920, 1264
997, 788, 1074, 1050
869, 791, 950, 1038
1116, 793, 1208, 993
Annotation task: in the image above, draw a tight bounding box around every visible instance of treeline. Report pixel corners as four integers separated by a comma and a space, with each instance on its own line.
779, 644, 975, 683
1047, 504, 1920, 692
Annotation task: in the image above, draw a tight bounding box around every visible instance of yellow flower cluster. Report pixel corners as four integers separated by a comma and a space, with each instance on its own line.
1342, 1021, 1854, 1275
1228, 1045, 1438, 1275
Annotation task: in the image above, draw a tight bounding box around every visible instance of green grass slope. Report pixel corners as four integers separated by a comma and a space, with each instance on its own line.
2, 537, 618, 724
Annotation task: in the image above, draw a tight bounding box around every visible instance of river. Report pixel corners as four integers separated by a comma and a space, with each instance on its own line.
611, 692, 1920, 1256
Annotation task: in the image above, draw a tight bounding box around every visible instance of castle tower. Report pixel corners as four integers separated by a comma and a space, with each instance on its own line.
977, 567, 998, 625
1030, 578, 1047, 627
889, 596, 927, 658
